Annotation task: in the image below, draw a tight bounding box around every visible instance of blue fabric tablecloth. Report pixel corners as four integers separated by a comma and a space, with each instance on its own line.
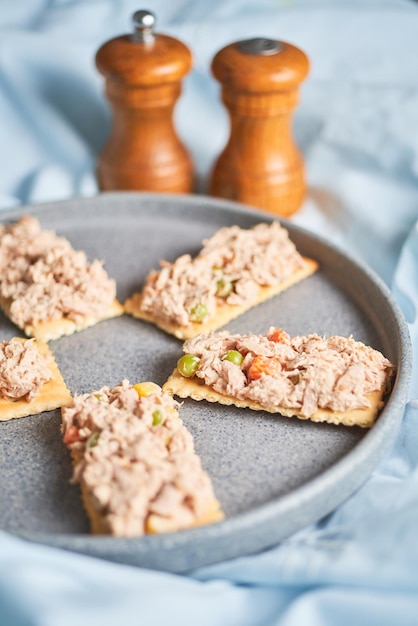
1, 1, 418, 624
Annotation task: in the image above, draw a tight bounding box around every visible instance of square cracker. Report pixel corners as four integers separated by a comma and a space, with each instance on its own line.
72, 446, 224, 535
64, 387, 224, 536
0, 338, 72, 421
125, 256, 318, 340
0, 297, 124, 343
163, 368, 386, 429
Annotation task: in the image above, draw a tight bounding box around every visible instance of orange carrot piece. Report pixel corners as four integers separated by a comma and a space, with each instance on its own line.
267, 328, 291, 344
247, 355, 282, 380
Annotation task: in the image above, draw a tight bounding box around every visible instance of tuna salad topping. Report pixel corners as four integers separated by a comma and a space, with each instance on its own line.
177, 328, 394, 417
0, 216, 117, 327
0, 338, 51, 401
61, 380, 220, 536
139, 222, 307, 327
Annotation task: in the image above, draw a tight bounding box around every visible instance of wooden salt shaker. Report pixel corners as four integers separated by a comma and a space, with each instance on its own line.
209, 38, 309, 217
95, 10, 193, 193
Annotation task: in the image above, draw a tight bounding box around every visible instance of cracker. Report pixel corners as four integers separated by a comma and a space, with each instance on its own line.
146, 498, 224, 534
62, 381, 224, 536
0, 297, 124, 343
0, 216, 124, 342
74, 450, 224, 536
0, 339, 72, 421
125, 256, 318, 340
163, 368, 387, 429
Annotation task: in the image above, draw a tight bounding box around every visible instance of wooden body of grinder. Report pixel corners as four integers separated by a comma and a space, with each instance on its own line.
95, 10, 193, 193
209, 38, 309, 217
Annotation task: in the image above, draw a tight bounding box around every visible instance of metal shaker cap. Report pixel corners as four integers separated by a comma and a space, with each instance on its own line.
132, 9, 156, 43
237, 38, 283, 56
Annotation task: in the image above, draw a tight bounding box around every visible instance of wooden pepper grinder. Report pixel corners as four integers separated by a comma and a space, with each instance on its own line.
209, 37, 309, 217
95, 10, 194, 193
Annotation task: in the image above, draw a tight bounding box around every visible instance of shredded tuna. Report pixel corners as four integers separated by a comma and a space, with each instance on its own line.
0, 338, 51, 401
0, 216, 117, 327
61, 380, 219, 537
181, 328, 394, 418
139, 222, 306, 327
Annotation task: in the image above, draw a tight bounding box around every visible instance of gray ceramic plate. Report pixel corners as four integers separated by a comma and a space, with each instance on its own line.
0, 192, 411, 573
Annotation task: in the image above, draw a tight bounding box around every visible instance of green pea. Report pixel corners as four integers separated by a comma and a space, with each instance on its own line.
177, 354, 200, 378
222, 350, 244, 366
216, 278, 233, 298
86, 431, 100, 449
152, 410, 164, 427
189, 303, 208, 322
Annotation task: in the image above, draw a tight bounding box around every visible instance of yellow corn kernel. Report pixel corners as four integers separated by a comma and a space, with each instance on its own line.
133, 382, 162, 397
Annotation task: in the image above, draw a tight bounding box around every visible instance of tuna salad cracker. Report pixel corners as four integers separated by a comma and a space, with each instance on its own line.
61, 380, 224, 536
125, 222, 318, 339
0, 215, 123, 341
164, 328, 394, 428
0, 337, 71, 421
